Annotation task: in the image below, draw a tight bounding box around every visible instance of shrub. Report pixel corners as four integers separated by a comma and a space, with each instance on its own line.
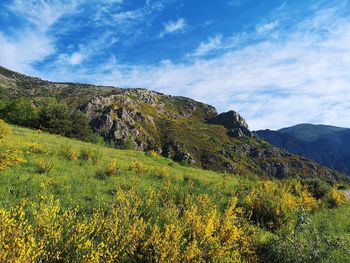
327, 187, 347, 208
245, 181, 318, 230
121, 136, 137, 150
150, 166, 170, 180
34, 160, 54, 174
78, 148, 92, 161
0, 98, 97, 143
129, 161, 148, 175
303, 179, 331, 199
0, 119, 10, 144
91, 150, 102, 166
0, 149, 26, 171
0, 190, 257, 262
70, 151, 79, 161
147, 150, 160, 158
260, 208, 350, 263
246, 181, 297, 230
0, 201, 43, 262
27, 143, 46, 154
2, 99, 38, 127
96, 160, 120, 179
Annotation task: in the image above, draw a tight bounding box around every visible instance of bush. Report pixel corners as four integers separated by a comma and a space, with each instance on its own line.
0, 149, 26, 171
303, 179, 331, 199
1, 99, 38, 127
121, 136, 137, 150
129, 161, 148, 175
78, 148, 92, 161
150, 166, 170, 180
0, 119, 10, 144
146, 150, 160, 158
0, 190, 257, 262
27, 143, 46, 154
95, 160, 119, 179
327, 187, 347, 208
245, 181, 318, 230
34, 160, 54, 174
0, 98, 98, 143
260, 209, 350, 263
91, 150, 102, 166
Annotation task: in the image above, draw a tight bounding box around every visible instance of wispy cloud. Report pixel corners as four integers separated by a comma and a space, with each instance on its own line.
256, 20, 279, 35
8, 0, 81, 31
1, 0, 350, 130
190, 35, 222, 56
45, 1, 350, 130
0, 0, 82, 73
160, 18, 186, 37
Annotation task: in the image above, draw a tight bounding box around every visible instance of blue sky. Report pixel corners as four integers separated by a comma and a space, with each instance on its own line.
1, 0, 350, 130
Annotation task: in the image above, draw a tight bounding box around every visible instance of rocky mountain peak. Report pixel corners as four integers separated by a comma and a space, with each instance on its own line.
208, 110, 251, 138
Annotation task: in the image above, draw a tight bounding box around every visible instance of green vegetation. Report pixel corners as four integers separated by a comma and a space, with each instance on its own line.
0, 98, 101, 143
0, 121, 349, 262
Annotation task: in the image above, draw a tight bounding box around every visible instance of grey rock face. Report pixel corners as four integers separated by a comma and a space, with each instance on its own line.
208, 110, 251, 137
80, 94, 157, 150
261, 162, 291, 179
163, 143, 196, 165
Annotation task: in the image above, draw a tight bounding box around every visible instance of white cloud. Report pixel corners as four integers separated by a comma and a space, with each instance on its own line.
256, 20, 279, 34
9, 0, 80, 31
52, 3, 349, 130
0, 0, 82, 73
161, 18, 186, 36
68, 52, 84, 65
0, 31, 53, 74
190, 35, 222, 56
2, 0, 350, 131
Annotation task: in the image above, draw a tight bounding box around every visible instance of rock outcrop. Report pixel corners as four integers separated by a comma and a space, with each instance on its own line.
208, 110, 251, 138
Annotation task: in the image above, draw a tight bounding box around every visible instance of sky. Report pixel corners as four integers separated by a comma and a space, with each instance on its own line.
1, 0, 350, 130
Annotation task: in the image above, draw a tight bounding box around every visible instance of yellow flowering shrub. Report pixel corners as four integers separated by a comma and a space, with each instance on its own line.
96, 159, 120, 179
0, 201, 43, 262
0, 119, 10, 144
34, 160, 54, 174
0, 149, 26, 170
70, 150, 79, 161
246, 180, 318, 230
129, 160, 149, 175
327, 187, 347, 207
0, 188, 257, 262
151, 166, 170, 180
147, 150, 160, 158
27, 142, 46, 154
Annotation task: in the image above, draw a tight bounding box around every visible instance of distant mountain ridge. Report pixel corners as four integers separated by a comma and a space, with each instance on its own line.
256, 124, 350, 176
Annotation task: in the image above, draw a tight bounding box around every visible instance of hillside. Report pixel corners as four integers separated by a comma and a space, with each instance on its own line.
0, 66, 344, 181
0, 122, 349, 262
257, 124, 350, 176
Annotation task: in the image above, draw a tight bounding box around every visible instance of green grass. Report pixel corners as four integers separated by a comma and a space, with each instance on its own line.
312, 202, 350, 235
0, 125, 242, 212
1, 124, 349, 262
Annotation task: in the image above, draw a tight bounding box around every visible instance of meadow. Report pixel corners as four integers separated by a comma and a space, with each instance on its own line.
0, 121, 349, 262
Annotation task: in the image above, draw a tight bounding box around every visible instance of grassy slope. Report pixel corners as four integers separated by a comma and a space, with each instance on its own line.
1, 125, 349, 262
0, 125, 243, 213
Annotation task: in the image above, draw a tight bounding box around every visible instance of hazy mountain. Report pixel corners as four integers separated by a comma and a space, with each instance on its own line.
256, 124, 350, 176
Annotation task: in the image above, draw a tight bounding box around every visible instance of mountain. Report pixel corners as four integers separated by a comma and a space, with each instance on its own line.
0, 66, 344, 181
278, 124, 348, 142
256, 124, 350, 176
